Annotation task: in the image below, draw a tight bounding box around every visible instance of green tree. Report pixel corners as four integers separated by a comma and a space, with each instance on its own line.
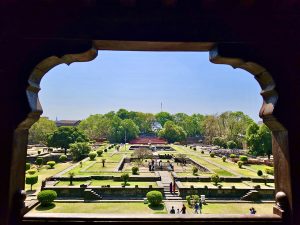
158, 121, 187, 143
121, 173, 130, 186
227, 140, 237, 149
26, 174, 38, 191
47, 126, 89, 155
28, 117, 57, 145
69, 142, 91, 161
258, 124, 272, 159
116, 108, 130, 120
155, 112, 173, 127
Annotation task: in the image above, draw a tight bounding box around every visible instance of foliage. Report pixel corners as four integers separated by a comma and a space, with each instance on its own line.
237, 161, 243, 168
68, 172, 75, 186
186, 195, 200, 206
27, 169, 37, 175
59, 155, 67, 162
97, 149, 103, 157
37, 190, 57, 206
132, 148, 153, 166
177, 153, 187, 165
28, 117, 57, 145
222, 156, 226, 162
265, 167, 274, 175
155, 112, 173, 127
88, 151, 97, 161
26, 163, 31, 171
69, 142, 91, 161
239, 155, 248, 163
246, 123, 272, 158
211, 174, 220, 185
192, 166, 198, 175
230, 154, 237, 158
146, 191, 163, 206
173, 113, 205, 137
121, 173, 130, 186
210, 152, 215, 158
201, 150, 204, 154
212, 137, 227, 148
36, 157, 43, 167
227, 140, 237, 149
47, 126, 89, 154
132, 166, 139, 175
47, 161, 56, 169
158, 121, 187, 143
257, 170, 263, 176
26, 174, 38, 191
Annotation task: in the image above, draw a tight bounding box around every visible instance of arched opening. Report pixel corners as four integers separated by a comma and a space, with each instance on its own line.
15, 41, 290, 223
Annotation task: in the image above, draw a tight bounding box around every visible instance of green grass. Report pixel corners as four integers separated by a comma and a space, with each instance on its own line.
186, 202, 274, 214
86, 162, 119, 172
55, 181, 90, 186
89, 180, 158, 187
31, 202, 167, 214
181, 181, 252, 188
25, 162, 74, 191
246, 164, 273, 173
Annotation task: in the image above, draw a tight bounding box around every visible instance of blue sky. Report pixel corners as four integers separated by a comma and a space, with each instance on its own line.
40, 51, 262, 122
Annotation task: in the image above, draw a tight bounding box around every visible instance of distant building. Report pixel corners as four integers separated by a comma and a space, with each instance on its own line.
55, 120, 81, 127
129, 137, 168, 145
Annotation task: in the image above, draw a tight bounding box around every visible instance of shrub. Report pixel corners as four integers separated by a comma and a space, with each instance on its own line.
26, 163, 31, 171
121, 173, 130, 186
132, 166, 139, 175
239, 155, 248, 163
201, 150, 204, 154
26, 174, 38, 191
89, 151, 97, 161
36, 157, 43, 167
193, 147, 196, 151
38, 150, 41, 155
212, 137, 227, 148
104, 149, 107, 152
211, 173, 220, 185
59, 155, 67, 162
227, 140, 237, 149
265, 167, 274, 175
192, 166, 198, 175
97, 149, 103, 157
238, 161, 243, 168
257, 170, 263, 176
210, 152, 215, 158
47, 161, 56, 169
222, 156, 226, 162
69, 142, 91, 161
186, 195, 191, 205
68, 172, 75, 185
27, 169, 37, 175
37, 190, 57, 206
146, 191, 163, 206
230, 154, 236, 158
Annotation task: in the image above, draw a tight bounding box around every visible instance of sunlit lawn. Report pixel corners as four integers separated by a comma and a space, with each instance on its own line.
55, 180, 158, 187
31, 202, 167, 214
25, 162, 74, 192
181, 181, 251, 188
186, 202, 274, 214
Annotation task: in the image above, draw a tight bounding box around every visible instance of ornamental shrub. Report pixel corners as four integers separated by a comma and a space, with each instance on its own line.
121, 173, 130, 186
132, 166, 139, 175
36, 157, 43, 166
37, 150, 41, 155
104, 149, 107, 152
211, 173, 220, 185
265, 167, 274, 175
26, 174, 38, 191
230, 154, 236, 158
201, 150, 204, 154
26, 163, 31, 171
193, 147, 196, 151
227, 140, 237, 149
238, 161, 243, 168
27, 169, 37, 175
146, 190, 163, 206
192, 166, 198, 175
47, 161, 56, 169
97, 149, 103, 157
257, 170, 263, 176
89, 151, 97, 160
210, 152, 215, 158
222, 156, 226, 162
37, 190, 57, 206
186, 195, 191, 205
59, 155, 67, 162
239, 155, 248, 163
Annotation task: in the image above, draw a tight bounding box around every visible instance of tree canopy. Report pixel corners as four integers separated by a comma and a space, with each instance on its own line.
28, 117, 57, 145
158, 121, 187, 143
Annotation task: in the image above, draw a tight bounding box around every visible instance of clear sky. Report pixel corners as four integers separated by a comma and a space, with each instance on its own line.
40, 51, 262, 122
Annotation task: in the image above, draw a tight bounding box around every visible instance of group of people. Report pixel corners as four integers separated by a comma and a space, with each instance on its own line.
148, 159, 164, 171
170, 204, 187, 214
249, 207, 257, 214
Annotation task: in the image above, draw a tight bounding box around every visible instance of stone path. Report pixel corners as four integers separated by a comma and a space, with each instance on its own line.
158, 171, 182, 201
164, 201, 186, 214
53, 157, 90, 177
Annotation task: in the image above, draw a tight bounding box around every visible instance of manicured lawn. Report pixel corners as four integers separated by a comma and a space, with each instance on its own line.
86, 162, 119, 172
25, 162, 74, 192
55, 181, 90, 186
186, 202, 274, 214
31, 202, 167, 214
181, 182, 250, 188
89, 180, 158, 187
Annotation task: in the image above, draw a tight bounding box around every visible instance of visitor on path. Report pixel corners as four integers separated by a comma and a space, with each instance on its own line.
169, 182, 173, 194
148, 162, 151, 171
180, 204, 186, 214
250, 207, 256, 214
199, 200, 202, 214
173, 182, 176, 194
170, 206, 175, 214
177, 209, 180, 214
194, 202, 199, 214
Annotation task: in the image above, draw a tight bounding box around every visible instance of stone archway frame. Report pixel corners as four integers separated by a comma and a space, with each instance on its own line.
22, 40, 290, 218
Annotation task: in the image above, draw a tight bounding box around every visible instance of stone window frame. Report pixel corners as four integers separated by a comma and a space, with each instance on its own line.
16, 40, 289, 224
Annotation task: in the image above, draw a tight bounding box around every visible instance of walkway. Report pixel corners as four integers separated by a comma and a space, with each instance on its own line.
158, 171, 182, 201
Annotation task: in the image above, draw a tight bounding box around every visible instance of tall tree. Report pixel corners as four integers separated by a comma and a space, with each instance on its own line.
158, 121, 187, 143
28, 117, 57, 145
47, 127, 89, 154
155, 112, 173, 127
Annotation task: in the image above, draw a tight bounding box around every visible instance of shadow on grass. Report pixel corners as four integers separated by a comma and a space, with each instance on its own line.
148, 204, 165, 211
35, 203, 56, 211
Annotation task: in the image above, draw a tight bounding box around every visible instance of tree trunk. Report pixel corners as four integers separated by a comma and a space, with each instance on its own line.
64, 148, 67, 155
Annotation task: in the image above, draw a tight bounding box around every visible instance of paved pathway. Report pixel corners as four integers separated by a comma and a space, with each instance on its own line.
158, 171, 182, 201
164, 201, 186, 214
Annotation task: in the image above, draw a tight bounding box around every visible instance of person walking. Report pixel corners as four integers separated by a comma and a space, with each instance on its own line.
199, 201, 202, 214
169, 182, 173, 194
194, 202, 199, 214
173, 182, 176, 194
180, 204, 187, 214
170, 206, 175, 214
